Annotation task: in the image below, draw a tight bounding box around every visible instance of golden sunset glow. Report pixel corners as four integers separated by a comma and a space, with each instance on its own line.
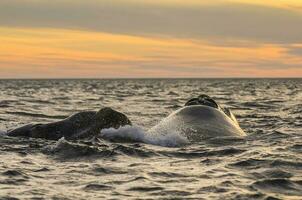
0, 0, 301, 78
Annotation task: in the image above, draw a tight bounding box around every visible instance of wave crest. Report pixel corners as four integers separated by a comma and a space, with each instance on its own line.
43, 137, 114, 159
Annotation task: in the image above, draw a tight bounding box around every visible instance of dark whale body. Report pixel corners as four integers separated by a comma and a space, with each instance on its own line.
7, 107, 131, 140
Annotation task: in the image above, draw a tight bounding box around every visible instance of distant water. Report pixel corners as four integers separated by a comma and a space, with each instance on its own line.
0, 79, 301, 199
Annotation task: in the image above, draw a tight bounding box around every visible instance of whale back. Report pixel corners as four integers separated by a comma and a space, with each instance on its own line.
149, 105, 246, 141
7, 107, 131, 140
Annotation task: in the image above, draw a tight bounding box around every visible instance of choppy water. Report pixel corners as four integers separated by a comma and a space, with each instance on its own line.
0, 79, 301, 200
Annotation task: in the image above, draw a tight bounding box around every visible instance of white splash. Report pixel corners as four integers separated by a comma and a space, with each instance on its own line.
0, 130, 6, 136
100, 125, 188, 147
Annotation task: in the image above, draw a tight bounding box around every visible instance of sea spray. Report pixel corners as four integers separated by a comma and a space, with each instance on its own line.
0, 130, 6, 136
100, 125, 188, 147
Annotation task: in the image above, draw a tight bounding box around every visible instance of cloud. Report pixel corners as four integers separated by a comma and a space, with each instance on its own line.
286, 46, 302, 56
0, 0, 302, 44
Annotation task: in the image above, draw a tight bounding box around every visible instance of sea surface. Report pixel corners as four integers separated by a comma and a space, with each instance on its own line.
0, 79, 301, 200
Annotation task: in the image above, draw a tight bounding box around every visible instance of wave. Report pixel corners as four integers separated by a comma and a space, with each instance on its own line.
5, 111, 67, 119
100, 125, 188, 147
43, 137, 115, 159
252, 178, 302, 196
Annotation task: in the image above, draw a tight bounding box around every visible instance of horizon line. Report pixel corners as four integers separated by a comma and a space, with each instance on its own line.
0, 77, 301, 80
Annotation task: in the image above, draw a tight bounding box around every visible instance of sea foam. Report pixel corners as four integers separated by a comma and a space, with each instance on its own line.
100, 125, 188, 147
0, 130, 6, 136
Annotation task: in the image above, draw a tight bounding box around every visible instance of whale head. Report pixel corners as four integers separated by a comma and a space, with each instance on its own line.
149, 94, 246, 140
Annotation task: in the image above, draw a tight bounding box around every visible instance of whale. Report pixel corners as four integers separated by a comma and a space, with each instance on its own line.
6, 95, 245, 142
148, 95, 246, 141
7, 107, 131, 140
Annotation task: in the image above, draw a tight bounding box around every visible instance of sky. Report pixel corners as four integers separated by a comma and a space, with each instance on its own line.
0, 0, 302, 78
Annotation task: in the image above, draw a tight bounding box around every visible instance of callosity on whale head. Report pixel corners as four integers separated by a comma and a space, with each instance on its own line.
148, 95, 246, 141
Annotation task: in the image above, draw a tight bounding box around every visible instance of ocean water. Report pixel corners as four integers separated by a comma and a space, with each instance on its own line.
0, 78, 301, 199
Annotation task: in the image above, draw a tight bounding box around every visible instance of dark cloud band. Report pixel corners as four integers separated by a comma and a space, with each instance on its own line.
0, 0, 302, 44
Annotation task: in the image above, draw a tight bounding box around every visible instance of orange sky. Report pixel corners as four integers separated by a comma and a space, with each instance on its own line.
0, 0, 302, 78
